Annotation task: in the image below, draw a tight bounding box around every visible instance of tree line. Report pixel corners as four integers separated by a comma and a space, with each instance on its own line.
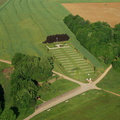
64, 14, 120, 71
0, 53, 54, 119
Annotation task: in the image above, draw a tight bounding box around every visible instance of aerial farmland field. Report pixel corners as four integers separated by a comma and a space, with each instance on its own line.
0, 0, 120, 120
0, 0, 70, 59
62, 3, 120, 27
0, 0, 102, 67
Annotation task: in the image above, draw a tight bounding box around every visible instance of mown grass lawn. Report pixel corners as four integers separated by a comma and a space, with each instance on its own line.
97, 68, 120, 94
36, 79, 79, 105
31, 90, 120, 120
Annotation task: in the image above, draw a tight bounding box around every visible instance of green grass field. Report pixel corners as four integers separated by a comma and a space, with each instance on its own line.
0, 0, 69, 59
97, 68, 120, 94
31, 90, 120, 120
0, 0, 102, 69
37, 79, 79, 104
0, 0, 7, 6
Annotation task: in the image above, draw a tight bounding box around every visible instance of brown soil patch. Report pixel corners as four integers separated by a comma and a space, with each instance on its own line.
62, 3, 120, 27
0, 0, 7, 6
2, 67, 14, 79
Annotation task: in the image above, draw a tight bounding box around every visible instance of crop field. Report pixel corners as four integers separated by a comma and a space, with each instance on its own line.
48, 43, 99, 82
0, 0, 70, 59
0, 0, 102, 68
62, 3, 120, 27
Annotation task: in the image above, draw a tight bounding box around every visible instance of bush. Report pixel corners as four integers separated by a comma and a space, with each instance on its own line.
43, 34, 70, 43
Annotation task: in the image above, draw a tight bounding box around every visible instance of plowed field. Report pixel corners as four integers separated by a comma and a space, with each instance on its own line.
62, 3, 120, 27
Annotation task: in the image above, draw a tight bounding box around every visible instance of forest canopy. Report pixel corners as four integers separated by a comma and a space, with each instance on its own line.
11, 53, 54, 109
64, 14, 120, 70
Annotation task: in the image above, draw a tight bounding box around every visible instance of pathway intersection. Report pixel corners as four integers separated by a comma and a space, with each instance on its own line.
24, 65, 112, 120
0, 59, 119, 120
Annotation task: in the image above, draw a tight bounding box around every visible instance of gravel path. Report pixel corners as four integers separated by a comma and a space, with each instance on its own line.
94, 64, 112, 84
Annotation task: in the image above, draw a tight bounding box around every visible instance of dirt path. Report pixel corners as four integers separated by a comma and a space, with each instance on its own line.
0, 59, 11, 64
103, 89, 120, 97
94, 64, 112, 84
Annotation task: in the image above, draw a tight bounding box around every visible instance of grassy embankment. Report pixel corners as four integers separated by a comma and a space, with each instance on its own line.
31, 90, 120, 120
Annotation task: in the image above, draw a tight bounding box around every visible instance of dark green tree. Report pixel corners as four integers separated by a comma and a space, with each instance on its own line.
114, 23, 120, 44
11, 53, 54, 109
0, 84, 5, 115
0, 108, 16, 120
112, 60, 120, 72
11, 76, 39, 108
12, 53, 26, 69
12, 54, 54, 82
